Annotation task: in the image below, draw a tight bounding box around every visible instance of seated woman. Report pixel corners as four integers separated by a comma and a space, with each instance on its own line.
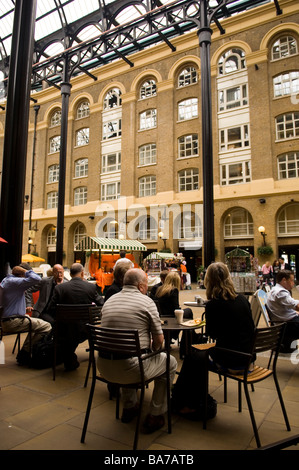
172, 262, 255, 419
155, 271, 192, 319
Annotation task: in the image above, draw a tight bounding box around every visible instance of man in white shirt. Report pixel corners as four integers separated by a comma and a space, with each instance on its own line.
114, 250, 134, 269
266, 270, 299, 352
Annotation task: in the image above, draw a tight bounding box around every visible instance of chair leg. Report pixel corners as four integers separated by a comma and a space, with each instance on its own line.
273, 371, 291, 432
243, 381, 261, 448
132, 388, 143, 451
81, 376, 96, 443
224, 376, 227, 403
84, 358, 91, 388
238, 381, 242, 412
12, 334, 20, 354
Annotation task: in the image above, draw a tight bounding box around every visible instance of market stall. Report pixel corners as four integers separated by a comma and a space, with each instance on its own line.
144, 252, 190, 289
225, 247, 257, 294
75, 236, 147, 293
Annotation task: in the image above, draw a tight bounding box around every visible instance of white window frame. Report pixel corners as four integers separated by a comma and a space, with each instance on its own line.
218, 48, 246, 76
140, 79, 157, 99
224, 209, 254, 239
102, 152, 121, 173
103, 88, 122, 110
178, 66, 197, 87
101, 181, 120, 201
74, 223, 86, 248
178, 134, 198, 159
278, 152, 299, 179
275, 112, 299, 140
47, 191, 58, 209
139, 109, 157, 130
50, 110, 61, 127
178, 168, 199, 192
47, 227, 56, 246
178, 98, 198, 121
277, 204, 299, 236
218, 84, 248, 111
76, 101, 90, 119
139, 175, 156, 197
75, 158, 88, 178
220, 125, 250, 152
139, 143, 156, 166
48, 164, 59, 183
272, 36, 298, 61
102, 119, 122, 140
74, 187, 87, 206
273, 71, 299, 97
49, 136, 61, 154
221, 161, 251, 186
75, 128, 89, 146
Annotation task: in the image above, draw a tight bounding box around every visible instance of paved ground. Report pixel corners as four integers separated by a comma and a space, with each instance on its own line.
1, 285, 299, 453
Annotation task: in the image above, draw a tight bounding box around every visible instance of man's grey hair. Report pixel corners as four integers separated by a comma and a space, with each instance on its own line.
123, 268, 146, 286
70, 263, 84, 276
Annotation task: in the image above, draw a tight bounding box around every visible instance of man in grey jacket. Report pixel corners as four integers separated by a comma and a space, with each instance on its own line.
25, 264, 67, 324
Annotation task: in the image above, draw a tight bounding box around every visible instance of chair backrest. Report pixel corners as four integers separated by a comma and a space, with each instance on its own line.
56, 304, 101, 323
256, 289, 272, 326
250, 291, 262, 326
87, 324, 141, 357
253, 323, 285, 359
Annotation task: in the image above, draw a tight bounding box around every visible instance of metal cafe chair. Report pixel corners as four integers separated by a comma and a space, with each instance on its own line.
81, 324, 171, 450
52, 304, 102, 381
0, 306, 32, 356
210, 323, 290, 448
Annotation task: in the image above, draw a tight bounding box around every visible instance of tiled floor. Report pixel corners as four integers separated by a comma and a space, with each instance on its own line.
1, 285, 299, 451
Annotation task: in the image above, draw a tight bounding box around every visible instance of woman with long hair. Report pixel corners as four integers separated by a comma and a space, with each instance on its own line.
155, 271, 192, 318
171, 262, 255, 420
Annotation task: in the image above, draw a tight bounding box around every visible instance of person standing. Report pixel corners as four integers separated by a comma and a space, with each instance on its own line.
0, 266, 52, 365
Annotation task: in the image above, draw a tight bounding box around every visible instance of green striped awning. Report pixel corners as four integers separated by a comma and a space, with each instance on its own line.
76, 237, 147, 252
145, 252, 175, 260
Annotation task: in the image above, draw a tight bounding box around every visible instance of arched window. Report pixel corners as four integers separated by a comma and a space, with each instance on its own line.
139, 175, 156, 197
139, 109, 157, 130
48, 164, 59, 183
218, 48, 246, 75
273, 71, 299, 97
49, 136, 61, 153
178, 168, 199, 191
178, 98, 198, 121
276, 112, 299, 140
277, 152, 299, 179
137, 216, 158, 240
47, 191, 58, 209
139, 143, 156, 165
103, 88, 122, 110
224, 208, 253, 238
140, 79, 156, 99
178, 211, 202, 239
178, 134, 198, 158
277, 204, 299, 236
75, 158, 88, 177
50, 109, 61, 127
74, 187, 87, 206
76, 100, 90, 118
47, 226, 56, 246
272, 36, 298, 60
75, 128, 89, 146
74, 223, 86, 247
178, 66, 197, 87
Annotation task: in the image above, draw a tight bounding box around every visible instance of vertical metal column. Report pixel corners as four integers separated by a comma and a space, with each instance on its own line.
198, 0, 215, 269
0, 0, 37, 279
55, 76, 72, 265
28, 104, 40, 254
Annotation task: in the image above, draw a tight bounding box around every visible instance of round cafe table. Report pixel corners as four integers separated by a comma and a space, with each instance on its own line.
161, 316, 205, 356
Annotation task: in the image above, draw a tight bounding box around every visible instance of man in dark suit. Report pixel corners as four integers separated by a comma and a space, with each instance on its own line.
25, 264, 68, 324
48, 263, 104, 370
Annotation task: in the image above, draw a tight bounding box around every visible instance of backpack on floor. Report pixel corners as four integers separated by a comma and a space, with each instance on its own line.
31, 333, 62, 369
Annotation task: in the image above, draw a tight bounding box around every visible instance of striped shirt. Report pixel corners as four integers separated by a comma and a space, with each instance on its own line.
100, 285, 163, 349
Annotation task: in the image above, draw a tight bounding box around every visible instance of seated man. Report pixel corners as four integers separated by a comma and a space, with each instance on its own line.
98, 268, 177, 433
104, 260, 132, 302
266, 270, 299, 352
48, 263, 104, 371
0, 266, 52, 365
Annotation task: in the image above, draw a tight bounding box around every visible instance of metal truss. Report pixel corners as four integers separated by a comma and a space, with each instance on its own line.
27, 0, 281, 91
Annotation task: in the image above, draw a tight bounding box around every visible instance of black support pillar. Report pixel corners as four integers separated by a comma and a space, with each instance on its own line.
0, 0, 37, 279
198, 0, 215, 269
55, 79, 72, 265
